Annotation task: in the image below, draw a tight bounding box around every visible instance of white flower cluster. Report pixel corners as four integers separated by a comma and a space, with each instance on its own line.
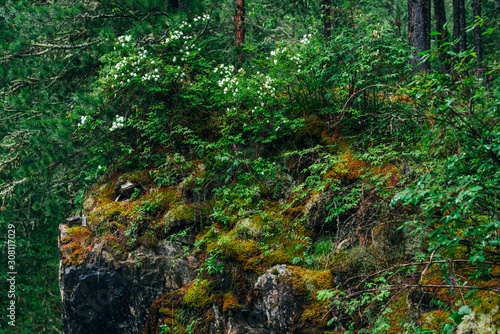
300, 34, 312, 44
78, 115, 87, 127
164, 30, 186, 44
142, 68, 160, 82
118, 35, 132, 42
164, 15, 209, 45
255, 73, 276, 100
193, 14, 210, 22
180, 44, 197, 61
110, 115, 125, 131
215, 64, 240, 96
117, 35, 132, 47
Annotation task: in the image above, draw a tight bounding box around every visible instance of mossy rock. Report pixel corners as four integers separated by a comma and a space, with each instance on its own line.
300, 300, 330, 328
457, 294, 500, 334
235, 217, 265, 239
67, 226, 93, 239
118, 170, 153, 185
183, 279, 213, 309
161, 204, 195, 234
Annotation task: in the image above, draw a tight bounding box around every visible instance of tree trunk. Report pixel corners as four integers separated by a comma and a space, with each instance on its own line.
459, 0, 467, 51
235, 0, 245, 62
168, 0, 184, 9
434, 0, 450, 72
453, 0, 467, 54
322, 0, 332, 39
473, 0, 482, 68
408, 0, 431, 72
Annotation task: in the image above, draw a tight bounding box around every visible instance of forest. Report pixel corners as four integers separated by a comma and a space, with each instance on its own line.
0, 0, 499, 333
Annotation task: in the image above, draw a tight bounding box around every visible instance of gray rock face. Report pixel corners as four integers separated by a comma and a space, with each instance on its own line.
59, 225, 198, 334
209, 265, 301, 334
254, 265, 300, 333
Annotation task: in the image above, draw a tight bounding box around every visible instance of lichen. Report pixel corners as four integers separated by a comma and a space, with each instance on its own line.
457, 294, 500, 334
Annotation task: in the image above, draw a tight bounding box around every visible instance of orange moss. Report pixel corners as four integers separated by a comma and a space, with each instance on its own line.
67, 226, 93, 240
222, 292, 240, 313
385, 292, 410, 333
422, 310, 452, 331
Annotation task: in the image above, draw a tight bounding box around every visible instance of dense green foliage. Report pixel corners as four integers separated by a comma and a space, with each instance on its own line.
0, 0, 499, 333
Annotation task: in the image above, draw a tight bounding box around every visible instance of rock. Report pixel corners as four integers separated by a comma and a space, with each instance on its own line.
66, 216, 82, 227
59, 229, 199, 334
114, 180, 142, 201
254, 265, 300, 333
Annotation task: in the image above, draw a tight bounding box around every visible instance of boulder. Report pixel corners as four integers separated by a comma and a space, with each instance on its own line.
59, 226, 198, 334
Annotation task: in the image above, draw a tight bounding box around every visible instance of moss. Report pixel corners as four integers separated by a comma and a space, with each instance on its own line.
222, 292, 239, 313
161, 203, 196, 234
457, 293, 500, 334
67, 226, 92, 240
61, 242, 79, 266
207, 229, 260, 266
300, 300, 330, 328
235, 217, 265, 239
100, 202, 125, 221
263, 250, 293, 267
119, 170, 154, 185
476, 295, 500, 323
421, 310, 452, 331
296, 116, 328, 142
137, 233, 158, 248
138, 189, 178, 213
60, 241, 88, 266
183, 279, 213, 309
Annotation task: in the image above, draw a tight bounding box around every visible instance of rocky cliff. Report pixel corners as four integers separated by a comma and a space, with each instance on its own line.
59, 157, 498, 334
58, 167, 338, 333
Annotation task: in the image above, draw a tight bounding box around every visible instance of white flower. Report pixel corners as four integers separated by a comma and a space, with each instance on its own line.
173, 56, 176, 62
78, 115, 87, 127
98, 166, 102, 170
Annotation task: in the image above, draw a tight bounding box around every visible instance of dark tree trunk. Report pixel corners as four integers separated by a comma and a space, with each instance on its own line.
168, 0, 184, 9
434, 0, 450, 72
322, 0, 332, 39
459, 0, 467, 51
408, 0, 431, 72
453, 0, 467, 54
235, 0, 245, 62
473, 0, 482, 68
424, 0, 431, 53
